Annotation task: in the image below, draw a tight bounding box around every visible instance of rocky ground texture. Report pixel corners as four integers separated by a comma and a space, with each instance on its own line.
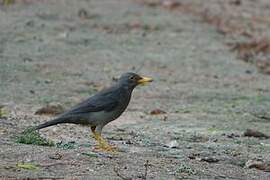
1, 0, 270, 179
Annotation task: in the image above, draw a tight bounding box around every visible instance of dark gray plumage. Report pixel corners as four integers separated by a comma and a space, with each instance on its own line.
35, 72, 153, 152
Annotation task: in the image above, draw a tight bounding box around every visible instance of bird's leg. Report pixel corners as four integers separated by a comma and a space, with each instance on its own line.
90, 127, 117, 153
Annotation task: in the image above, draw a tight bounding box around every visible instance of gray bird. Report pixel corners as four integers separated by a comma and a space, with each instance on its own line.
35, 72, 153, 152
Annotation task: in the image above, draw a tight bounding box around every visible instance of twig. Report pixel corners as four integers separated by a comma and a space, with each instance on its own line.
113, 167, 132, 180
113, 160, 150, 180
143, 160, 149, 180
40, 161, 75, 167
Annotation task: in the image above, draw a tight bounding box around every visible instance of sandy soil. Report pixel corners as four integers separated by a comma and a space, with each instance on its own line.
1, 0, 270, 179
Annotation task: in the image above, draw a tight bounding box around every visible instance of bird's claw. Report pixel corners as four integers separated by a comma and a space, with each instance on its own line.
94, 143, 118, 153
91, 129, 118, 153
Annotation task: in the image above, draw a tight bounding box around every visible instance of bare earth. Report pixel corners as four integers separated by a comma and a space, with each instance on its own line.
1, 0, 270, 179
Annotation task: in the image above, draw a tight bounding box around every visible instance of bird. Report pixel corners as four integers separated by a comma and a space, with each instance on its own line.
34, 72, 153, 152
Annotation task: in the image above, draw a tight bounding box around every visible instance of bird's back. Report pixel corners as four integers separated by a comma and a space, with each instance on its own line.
35, 84, 133, 129
62, 85, 132, 125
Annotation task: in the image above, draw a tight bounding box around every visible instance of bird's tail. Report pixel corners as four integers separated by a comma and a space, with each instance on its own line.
35, 117, 68, 130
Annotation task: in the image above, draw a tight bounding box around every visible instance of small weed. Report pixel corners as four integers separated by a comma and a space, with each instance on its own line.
16, 162, 39, 171
15, 128, 54, 146
81, 152, 98, 158
255, 94, 268, 103
2, 0, 15, 5
56, 141, 77, 150
207, 127, 220, 133
0, 105, 8, 118
235, 140, 242, 144
175, 164, 196, 177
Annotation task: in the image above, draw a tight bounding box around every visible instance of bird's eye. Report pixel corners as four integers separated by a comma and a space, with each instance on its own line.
129, 76, 135, 80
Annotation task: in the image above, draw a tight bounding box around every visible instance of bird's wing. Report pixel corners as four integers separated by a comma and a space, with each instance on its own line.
61, 87, 120, 116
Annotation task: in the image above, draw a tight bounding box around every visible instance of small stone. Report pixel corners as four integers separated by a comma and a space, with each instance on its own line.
78, 8, 89, 19
162, 0, 181, 9
29, 90, 35, 94
165, 140, 179, 148
44, 79, 52, 84
25, 20, 35, 27
23, 57, 33, 62
48, 152, 62, 160
245, 159, 269, 171
199, 156, 219, 163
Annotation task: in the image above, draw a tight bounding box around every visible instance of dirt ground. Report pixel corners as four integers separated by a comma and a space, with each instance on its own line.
1, 0, 270, 179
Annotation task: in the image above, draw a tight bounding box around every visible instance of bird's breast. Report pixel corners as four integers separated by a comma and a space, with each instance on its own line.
89, 106, 126, 126
89, 88, 132, 126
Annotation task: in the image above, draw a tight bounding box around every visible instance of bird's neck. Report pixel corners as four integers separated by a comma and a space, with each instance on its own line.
116, 81, 135, 92
124, 85, 136, 92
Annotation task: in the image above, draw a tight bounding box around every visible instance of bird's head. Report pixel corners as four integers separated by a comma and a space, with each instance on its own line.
118, 72, 153, 89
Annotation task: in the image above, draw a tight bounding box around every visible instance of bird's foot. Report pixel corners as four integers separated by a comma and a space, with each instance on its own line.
94, 142, 118, 153
91, 130, 118, 153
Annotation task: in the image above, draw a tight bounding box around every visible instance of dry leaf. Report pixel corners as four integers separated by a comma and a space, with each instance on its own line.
150, 109, 167, 115
243, 129, 269, 139
35, 103, 64, 116
245, 160, 270, 171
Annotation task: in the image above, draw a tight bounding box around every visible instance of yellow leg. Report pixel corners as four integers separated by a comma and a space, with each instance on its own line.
91, 127, 117, 153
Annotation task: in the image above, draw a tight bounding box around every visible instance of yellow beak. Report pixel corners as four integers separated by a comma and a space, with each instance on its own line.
137, 76, 153, 85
